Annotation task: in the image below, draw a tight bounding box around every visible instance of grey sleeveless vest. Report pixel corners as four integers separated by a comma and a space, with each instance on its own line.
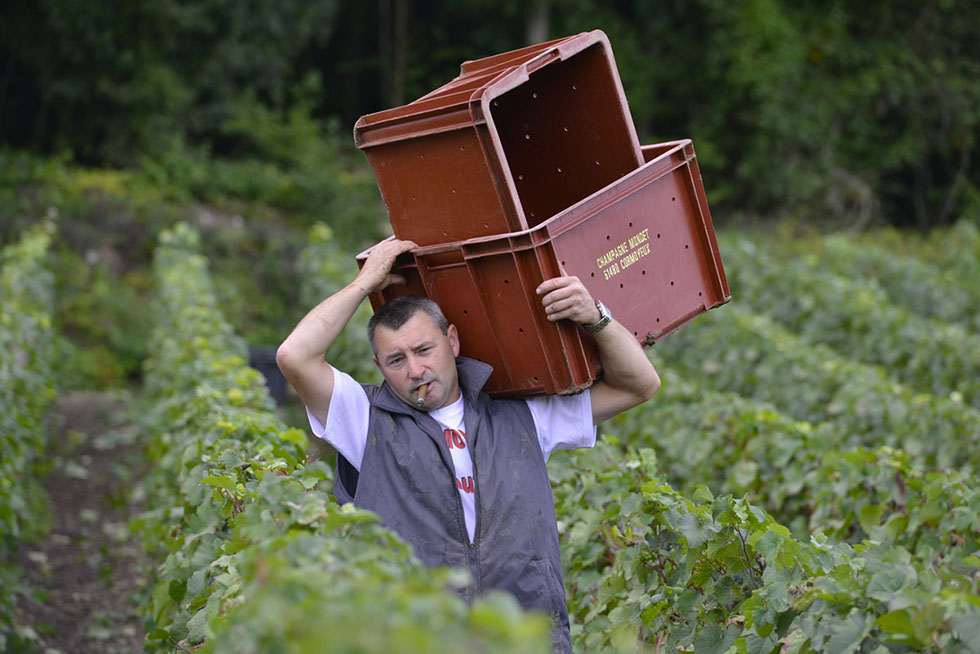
347, 357, 572, 653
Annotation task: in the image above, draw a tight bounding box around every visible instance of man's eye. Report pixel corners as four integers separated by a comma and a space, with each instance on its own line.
388, 357, 404, 367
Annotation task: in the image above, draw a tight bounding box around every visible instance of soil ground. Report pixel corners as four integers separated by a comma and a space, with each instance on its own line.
15, 391, 147, 654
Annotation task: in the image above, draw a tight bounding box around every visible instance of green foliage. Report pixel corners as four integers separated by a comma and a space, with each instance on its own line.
138, 223, 551, 652
550, 440, 980, 653
788, 232, 980, 333
719, 235, 980, 406
656, 304, 980, 472
0, 223, 57, 650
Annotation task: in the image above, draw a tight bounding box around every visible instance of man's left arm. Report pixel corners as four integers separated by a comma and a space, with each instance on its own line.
536, 275, 661, 425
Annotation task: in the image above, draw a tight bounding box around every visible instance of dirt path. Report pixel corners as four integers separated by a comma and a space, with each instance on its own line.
16, 391, 147, 654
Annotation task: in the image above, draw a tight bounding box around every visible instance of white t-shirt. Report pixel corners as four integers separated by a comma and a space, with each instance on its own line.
307, 366, 596, 542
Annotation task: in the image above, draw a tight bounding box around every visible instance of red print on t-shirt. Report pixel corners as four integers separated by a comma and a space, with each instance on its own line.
456, 476, 475, 493
444, 428, 468, 450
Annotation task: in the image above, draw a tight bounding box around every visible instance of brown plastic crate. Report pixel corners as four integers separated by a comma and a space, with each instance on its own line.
354, 30, 643, 247
358, 140, 730, 397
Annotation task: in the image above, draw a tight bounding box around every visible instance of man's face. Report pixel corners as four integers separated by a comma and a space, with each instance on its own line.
372, 311, 461, 411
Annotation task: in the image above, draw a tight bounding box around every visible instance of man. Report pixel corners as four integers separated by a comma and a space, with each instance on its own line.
276, 238, 660, 652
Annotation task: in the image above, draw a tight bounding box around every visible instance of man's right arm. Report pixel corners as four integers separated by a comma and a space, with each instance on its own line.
276, 238, 417, 423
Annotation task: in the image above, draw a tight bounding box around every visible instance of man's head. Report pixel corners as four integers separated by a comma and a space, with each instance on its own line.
368, 296, 460, 411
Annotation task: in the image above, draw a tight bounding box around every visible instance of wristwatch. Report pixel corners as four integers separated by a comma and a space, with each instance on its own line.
584, 300, 612, 333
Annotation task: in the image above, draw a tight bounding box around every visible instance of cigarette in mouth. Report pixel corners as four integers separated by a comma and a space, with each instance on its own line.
415, 383, 427, 408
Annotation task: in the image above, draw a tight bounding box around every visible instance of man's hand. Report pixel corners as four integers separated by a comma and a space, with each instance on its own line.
278, 237, 417, 424
355, 238, 418, 294
536, 275, 601, 326
537, 273, 660, 425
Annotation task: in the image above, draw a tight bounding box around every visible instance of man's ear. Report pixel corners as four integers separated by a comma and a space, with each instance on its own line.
448, 324, 460, 357
372, 355, 381, 370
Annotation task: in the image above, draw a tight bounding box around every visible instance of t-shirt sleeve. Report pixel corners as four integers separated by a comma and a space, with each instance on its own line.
525, 389, 596, 461
305, 365, 370, 470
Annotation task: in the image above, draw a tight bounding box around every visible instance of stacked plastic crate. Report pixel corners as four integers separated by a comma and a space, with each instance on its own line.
354, 30, 729, 396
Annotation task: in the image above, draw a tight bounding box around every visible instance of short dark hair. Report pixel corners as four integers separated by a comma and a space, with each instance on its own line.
367, 295, 449, 353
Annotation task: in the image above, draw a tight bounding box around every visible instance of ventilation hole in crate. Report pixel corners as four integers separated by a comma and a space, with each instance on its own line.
533, 376, 539, 382
412, 195, 417, 200
563, 126, 569, 133
629, 222, 633, 227
504, 279, 509, 284
670, 281, 675, 286
672, 197, 676, 202
443, 230, 448, 236
460, 145, 466, 150
619, 283, 624, 289
590, 272, 595, 278
530, 212, 536, 218
595, 160, 601, 166
572, 84, 578, 90
657, 233, 661, 238
561, 260, 566, 266
634, 331, 639, 336
525, 134, 531, 140
656, 317, 660, 323
532, 92, 538, 99
518, 174, 524, 181
606, 234, 611, 240
685, 244, 689, 249
641, 270, 646, 275
698, 292, 703, 298
420, 153, 425, 159
557, 167, 562, 173
463, 309, 469, 315
493, 100, 499, 107
519, 327, 524, 333
483, 222, 489, 228
452, 187, 457, 194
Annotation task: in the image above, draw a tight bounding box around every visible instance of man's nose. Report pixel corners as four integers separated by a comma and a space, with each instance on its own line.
406, 355, 426, 379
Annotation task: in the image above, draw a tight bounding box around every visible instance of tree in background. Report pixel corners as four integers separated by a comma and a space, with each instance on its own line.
0, 0, 977, 229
